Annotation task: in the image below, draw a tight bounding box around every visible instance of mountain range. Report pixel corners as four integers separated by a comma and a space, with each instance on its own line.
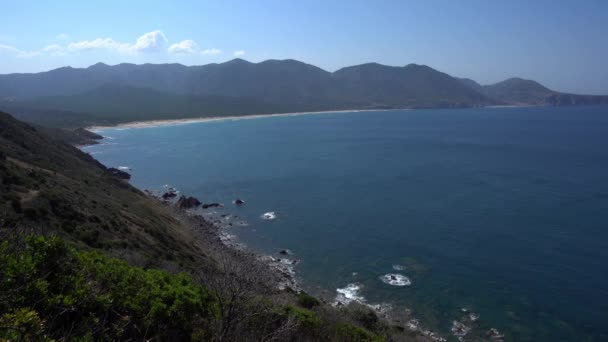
1, 59, 606, 128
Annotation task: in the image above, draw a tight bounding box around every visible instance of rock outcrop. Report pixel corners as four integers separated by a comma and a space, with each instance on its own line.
177, 196, 202, 208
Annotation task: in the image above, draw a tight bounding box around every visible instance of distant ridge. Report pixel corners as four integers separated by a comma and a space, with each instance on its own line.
1, 59, 607, 128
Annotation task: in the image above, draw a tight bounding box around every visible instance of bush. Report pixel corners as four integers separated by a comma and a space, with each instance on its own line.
297, 291, 321, 309
0, 235, 218, 341
285, 305, 321, 328
334, 322, 383, 342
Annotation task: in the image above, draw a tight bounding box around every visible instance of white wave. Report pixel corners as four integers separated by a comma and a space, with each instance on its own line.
117, 166, 130, 171
261, 211, 277, 220
379, 273, 412, 286
392, 264, 406, 271
335, 283, 365, 305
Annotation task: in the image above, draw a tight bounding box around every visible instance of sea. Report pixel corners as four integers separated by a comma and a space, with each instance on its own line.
83, 106, 608, 341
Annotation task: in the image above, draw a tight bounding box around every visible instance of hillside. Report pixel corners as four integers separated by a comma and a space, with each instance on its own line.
333, 63, 490, 107
2, 84, 308, 128
458, 77, 608, 106
0, 110, 211, 268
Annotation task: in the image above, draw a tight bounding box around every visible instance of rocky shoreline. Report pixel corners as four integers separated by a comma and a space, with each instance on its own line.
144, 187, 300, 292
140, 186, 510, 342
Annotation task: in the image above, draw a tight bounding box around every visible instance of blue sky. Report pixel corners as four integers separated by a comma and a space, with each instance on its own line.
1, 0, 607, 94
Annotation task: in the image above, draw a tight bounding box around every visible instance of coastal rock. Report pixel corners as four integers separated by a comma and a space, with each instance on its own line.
486, 328, 504, 340
234, 198, 245, 205
451, 320, 471, 337
279, 249, 291, 255
177, 196, 202, 208
107, 167, 131, 180
162, 191, 177, 200
202, 203, 222, 209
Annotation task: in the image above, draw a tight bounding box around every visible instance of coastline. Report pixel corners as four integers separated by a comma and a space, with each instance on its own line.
87, 108, 395, 131
145, 188, 448, 342
145, 188, 301, 292
85, 104, 544, 132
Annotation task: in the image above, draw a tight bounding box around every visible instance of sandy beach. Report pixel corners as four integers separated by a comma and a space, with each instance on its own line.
87, 108, 393, 131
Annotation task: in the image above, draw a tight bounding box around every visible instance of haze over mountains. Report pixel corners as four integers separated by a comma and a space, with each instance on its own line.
1, 58, 606, 128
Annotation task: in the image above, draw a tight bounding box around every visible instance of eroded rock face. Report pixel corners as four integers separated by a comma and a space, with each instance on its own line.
107, 167, 131, 180
177, 196, 202, 208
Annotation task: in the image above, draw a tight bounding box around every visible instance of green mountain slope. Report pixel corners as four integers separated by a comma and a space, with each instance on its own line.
333, 63, 492, 107
0, 110, 209, 268
458, 77, 608, 106
2, 84, 310, 127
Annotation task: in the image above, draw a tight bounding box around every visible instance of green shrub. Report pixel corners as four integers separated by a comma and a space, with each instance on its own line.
0, 235, 217, 341
348, 303, 380, 331
297, 291, 321, 309
334, 322, 383, 342
285, 305, 320, 327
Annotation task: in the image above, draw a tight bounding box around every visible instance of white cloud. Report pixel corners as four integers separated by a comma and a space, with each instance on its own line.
168, 40, 199, 54
68, 38, 128, 52
131, 30, 167, 52
202, 48, 221, 55
42, 44, 67, 56
1, 30, 220, 59
0, 44, 42, 58
168, 40, 221, 56
0, 44, 20, 54
234, 50, 245, 57
68, 30, 167, 55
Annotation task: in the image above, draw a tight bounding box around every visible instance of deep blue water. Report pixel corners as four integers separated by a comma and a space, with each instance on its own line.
84, 107, 608, 341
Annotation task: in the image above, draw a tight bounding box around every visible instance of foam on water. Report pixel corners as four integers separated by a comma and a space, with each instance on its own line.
335, 283, 365, 304
261, 211, 277, 220
392, 264, 406, 271
380, 273, 412, 286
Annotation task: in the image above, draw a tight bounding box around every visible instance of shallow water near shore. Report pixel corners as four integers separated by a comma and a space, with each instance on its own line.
84, 106, 608, 341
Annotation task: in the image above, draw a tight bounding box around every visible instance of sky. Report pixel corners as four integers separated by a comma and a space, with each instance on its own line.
1, 0, 607, 94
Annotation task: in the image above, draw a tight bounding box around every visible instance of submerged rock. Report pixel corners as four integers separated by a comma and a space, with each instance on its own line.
177, 196, 202, 208
234, 198, 245, 205
202, 203, 222, 209
279, 249, 291, 255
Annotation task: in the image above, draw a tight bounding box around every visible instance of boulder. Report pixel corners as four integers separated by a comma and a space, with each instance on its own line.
107, 167, 131, 180
177, 196, 202, 208
234, 198, 245, 205
162, 191, 177, 200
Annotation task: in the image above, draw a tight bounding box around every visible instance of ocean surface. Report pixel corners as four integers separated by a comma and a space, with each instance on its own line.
83, 106, 608, 341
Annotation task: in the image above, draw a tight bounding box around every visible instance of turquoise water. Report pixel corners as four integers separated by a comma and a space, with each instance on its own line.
84, 107, 608, 341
